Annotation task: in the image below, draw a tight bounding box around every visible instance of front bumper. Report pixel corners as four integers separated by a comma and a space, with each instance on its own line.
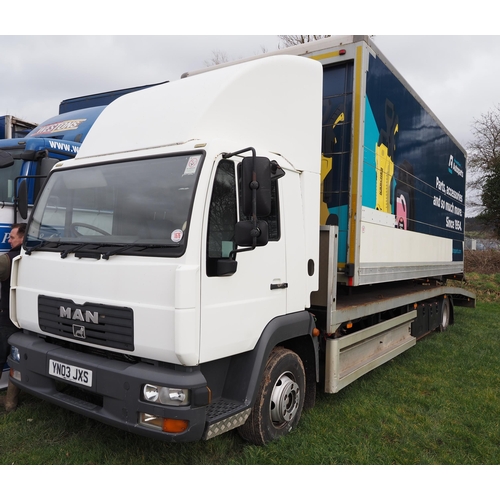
8, 331, 210, 442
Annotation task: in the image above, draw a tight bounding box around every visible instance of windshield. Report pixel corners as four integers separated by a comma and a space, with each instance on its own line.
26, 153, 204, 257
0, 149, 23, 204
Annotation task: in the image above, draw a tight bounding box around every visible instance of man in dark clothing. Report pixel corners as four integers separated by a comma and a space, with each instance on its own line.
0, 223, 26, 412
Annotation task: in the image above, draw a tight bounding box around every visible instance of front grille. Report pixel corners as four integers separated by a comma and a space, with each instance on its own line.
38, 295, 134, 351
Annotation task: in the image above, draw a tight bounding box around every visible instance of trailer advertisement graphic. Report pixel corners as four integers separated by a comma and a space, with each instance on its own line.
362, 54, 466, 257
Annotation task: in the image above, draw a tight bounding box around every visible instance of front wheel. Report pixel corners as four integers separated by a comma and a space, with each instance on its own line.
238, 347, 305, 445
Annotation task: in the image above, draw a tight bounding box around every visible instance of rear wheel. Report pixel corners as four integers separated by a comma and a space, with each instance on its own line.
238, 347, 305, 445
440, 296, 451, 331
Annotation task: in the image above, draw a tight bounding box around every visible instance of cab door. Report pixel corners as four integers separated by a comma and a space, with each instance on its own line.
199, 158, 287, 363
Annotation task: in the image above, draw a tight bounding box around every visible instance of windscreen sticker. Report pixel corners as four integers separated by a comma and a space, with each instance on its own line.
183, 156, 199, 176
171, 229, 184, 243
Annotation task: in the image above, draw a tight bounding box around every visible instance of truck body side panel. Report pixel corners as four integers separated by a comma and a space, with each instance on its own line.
315, 40, 467, 286
357, 52, 466, 285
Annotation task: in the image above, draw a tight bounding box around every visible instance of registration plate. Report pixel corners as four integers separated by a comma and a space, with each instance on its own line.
48, 359, 93, 387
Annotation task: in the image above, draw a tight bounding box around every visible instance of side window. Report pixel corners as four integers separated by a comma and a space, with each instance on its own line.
206, 160, 237, 276
260, 180, 280, 241
0, 160, 22, 203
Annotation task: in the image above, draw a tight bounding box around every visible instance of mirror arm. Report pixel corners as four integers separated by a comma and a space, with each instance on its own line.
222, 147, 256, 161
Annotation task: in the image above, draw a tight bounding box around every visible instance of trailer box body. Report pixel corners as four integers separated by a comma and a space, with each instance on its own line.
313, 39, 466, 287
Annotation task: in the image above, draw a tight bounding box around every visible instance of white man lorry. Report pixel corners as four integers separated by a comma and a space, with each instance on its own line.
8, 36, 475, 445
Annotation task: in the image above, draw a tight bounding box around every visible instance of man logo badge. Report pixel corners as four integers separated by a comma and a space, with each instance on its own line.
60, 306, 99, 324
73, 325, 86, 339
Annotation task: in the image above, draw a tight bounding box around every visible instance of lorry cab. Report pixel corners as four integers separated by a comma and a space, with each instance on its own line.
8, 55, 323, 442
0, 106, 107, 246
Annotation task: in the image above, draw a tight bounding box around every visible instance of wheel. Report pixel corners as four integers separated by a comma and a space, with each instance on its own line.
439, 296, 451, 331
238, 347, 305, 445
70, 222, 110, 236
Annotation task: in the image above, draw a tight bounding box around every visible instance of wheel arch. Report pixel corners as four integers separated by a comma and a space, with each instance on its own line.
220, 311, 319, 410
278, 333, 318, 410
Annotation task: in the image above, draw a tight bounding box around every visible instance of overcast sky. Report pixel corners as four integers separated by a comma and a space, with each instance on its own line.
1, 35, 499, 152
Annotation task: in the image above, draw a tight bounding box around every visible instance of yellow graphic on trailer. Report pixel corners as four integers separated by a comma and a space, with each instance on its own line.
375, 136, 397, 212
321, 111, 345, 224
320, 155, 332, 224
375, 99, 398, 213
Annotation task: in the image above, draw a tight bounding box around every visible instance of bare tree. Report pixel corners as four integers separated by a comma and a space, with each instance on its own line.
205, 46, 269, 67
467, 104, 500, 237
278, 35, 330, 48
205, 50, 230, 67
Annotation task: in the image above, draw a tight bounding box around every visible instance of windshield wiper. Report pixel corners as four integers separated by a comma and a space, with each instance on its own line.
25, 240, 62, 255
60, 243, 89, 259
27, 241, 180, 259
102, 243, 180, 260
102, 244, 139, 260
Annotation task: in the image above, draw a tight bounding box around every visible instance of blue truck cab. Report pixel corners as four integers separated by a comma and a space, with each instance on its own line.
0, 106, 107, 249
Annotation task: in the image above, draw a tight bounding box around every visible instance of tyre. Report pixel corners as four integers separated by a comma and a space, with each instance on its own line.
440, 296, 451, 331
238, 347, 305, 445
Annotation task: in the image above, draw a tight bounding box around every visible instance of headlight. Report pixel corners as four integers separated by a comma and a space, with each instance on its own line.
10, 346, 21, 363
143, 384, 159, 402
142, 384, 190, 406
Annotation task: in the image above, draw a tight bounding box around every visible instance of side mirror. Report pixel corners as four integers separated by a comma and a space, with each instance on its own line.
16, 179, 28, 220
0, 151, 14, 169
215, 259, 238, 276
240, 156, 272, 217
235, 220, 269, 247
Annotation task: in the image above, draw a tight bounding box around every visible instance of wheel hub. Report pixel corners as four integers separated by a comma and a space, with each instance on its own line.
270, 372, 300, 427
